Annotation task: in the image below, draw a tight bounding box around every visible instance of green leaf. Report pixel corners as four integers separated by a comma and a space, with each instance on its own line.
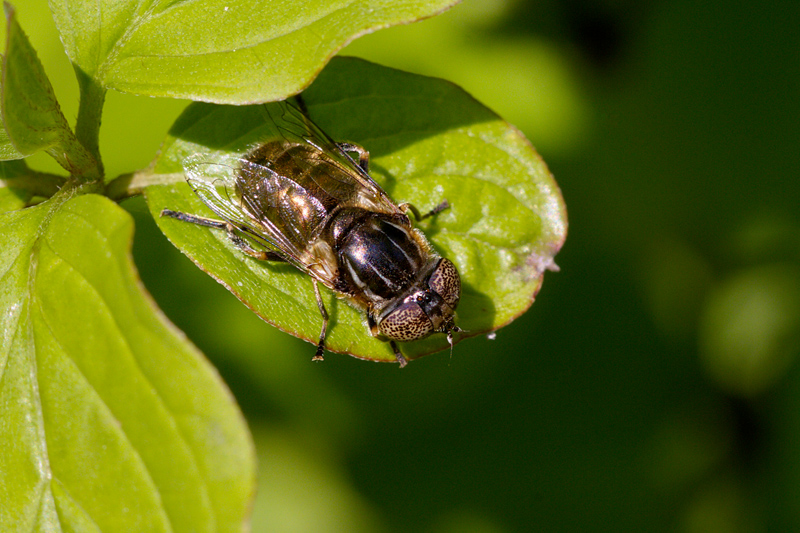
49, 0, 459, 103
0, 116, 24, 160
145, 57, 567, 364
0, 192, 255, 531
1, 3, 98, 178
0, 160, 65, 210
1, 3, 69, 157
0, 159, 32, 210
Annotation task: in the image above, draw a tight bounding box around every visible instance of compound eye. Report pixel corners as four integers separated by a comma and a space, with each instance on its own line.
428, 258, 461, 309
379, 303, 433, 341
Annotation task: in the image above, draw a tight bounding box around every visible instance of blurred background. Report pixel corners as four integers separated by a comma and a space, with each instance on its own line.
17, 0, 800, 530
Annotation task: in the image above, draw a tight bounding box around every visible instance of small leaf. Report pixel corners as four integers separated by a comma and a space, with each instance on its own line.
0, 159, 31, 210
0, 193, 255, 530
1, 3, 71, 157
145, 57, 567, 364
1, 3, 97, 178
49, 0, 459, 103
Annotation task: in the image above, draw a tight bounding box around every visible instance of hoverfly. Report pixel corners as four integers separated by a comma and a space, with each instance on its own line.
161, 97, 461, 367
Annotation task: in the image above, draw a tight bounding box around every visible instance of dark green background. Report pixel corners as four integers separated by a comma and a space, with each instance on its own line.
18, 0, 800, 530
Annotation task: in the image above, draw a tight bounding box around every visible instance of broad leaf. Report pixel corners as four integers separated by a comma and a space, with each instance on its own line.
49, 0, 460, 103
145, 57, 567, 364
0, 193, 255, 531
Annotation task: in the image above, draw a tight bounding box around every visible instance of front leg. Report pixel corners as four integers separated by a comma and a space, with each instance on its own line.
390, 341, 409, 368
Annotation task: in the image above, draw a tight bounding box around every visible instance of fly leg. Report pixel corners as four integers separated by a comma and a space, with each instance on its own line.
337, 139, 451, 222
312, 280, 328, 362
390, 341, 409, 368
337, 142, 370, 174
162, 209, 339, 362
292, 92, 371, 174
399, 200, 450, 221
160, 209, 283, 261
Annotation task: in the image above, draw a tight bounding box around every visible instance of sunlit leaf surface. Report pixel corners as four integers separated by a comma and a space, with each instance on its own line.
49, 0, 459, 103
0, 193, 255, 531
145, 57, 567, 364
1, 4, 72, 158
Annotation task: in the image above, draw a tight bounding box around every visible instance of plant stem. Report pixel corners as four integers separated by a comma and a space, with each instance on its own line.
73, 66, 106, 177
42, 68, 105, 183
105, 169, 187, 201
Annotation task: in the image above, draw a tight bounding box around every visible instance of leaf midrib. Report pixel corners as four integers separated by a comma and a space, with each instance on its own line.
94, 0, 158, 82
96, 0, 359, 82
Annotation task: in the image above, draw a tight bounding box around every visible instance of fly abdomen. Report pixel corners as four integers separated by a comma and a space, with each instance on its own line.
339, 215, 425, 301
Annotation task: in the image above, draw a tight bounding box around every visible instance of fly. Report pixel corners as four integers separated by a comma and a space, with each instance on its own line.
161, 97, 461, 367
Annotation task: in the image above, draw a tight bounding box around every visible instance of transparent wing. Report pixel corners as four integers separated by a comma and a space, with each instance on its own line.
262, 100, 401, 214
235, 155, 331, 254
183, 153, 308, 269
181, 100, 404, 282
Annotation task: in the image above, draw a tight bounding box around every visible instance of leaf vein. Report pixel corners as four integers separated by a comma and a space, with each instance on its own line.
35, 219, 212, 530
31, 289, 169, 527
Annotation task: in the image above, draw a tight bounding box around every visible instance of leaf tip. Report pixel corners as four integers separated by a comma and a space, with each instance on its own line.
3, 2, 13, 22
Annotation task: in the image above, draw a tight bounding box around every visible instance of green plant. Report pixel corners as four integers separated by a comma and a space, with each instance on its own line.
0, 0, 566, 530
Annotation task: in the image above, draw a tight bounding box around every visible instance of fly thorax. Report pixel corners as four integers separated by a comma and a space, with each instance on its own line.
338, 215, 425, 301
329, 207, 361, 244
